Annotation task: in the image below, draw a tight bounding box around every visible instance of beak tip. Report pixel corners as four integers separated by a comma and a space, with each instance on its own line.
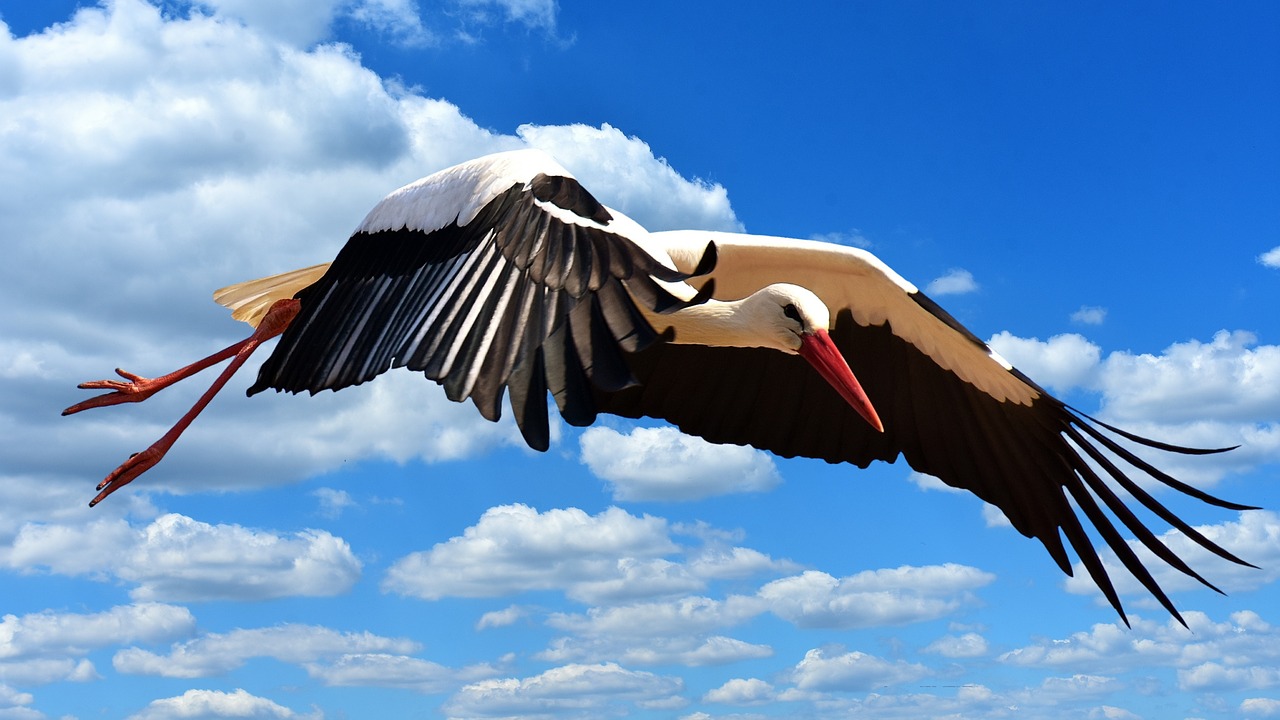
799, 330, 885, 434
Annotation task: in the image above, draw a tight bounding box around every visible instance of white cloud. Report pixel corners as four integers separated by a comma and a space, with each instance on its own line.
546, 595, 763, 640
1243, 697, 1280, 717
987, 331, 1102, 395
985, 328, 1280, 492
191, 0, 347, 46
476, 605, 526, 630
0, 684, 35, 717
0, 604, 194, 661
0, 658, 99, 686
1071, 305, 1108, 325
1098, 330, 1280, 425
704, 677, 775, 705
312, 487, 356, 518
303, 652, 500, 693
347, 0, 434, 45
113, 624, 419, 678
2, 0, 740, 512
7, 513, 361, 601
925, 268, 978, 296
382, 504, 683, 602
788, 648, 928, 692
1179, 662, 1280, 692
1000, 609, 1280, 681
443, 663, 686, 718
126, 687, 319, 720
539, 632, 772, 668
455, 0, 560, 31
518, 123, 742, 232
1090, 705, 1141, 720
922, 632, 989, 658
757, 565, 994, 629
579, 426, 781, 501
1260, 246, 1280, 269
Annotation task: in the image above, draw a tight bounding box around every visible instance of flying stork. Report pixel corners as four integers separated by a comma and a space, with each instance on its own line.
64, 148, 1255, 625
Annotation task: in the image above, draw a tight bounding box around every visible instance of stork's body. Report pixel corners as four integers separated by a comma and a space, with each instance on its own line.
66, 149, 1255, 625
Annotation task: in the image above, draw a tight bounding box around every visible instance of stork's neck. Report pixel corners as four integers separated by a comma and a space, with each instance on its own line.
659, 294, 802, 354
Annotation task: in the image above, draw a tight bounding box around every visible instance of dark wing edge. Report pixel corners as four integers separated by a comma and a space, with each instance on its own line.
248, 177, 716, 451
596, 309, 1257, 626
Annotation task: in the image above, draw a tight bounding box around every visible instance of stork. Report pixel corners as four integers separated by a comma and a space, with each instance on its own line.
64, 149, 1255, 625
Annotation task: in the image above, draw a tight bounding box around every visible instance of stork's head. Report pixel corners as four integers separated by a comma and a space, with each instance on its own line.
749, 284, 884, 433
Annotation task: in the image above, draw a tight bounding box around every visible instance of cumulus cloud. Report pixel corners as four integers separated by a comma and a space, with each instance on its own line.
1179, 662, 1280, 692
191, 0, 350, 46
987, 331, 1102, 395
3, 0, 741, 528
788, 648, 928, 692
517, 123, 741, 233
443, 663, 686, 718
547, 595, 762, 639
1000, 609, 1280, 685
925, 268, 979, 296
539, 633, 772, 668
1243, 697, 1280, 717
757, 565, 995, 629
126, 687, 320, 720
923, 632, 989, 658
1097, 330, 1280, 425
704, 677, 775, 705
579, 426, 781, 501
0, 604, 194, 661
303, 652, 501, 693
113, 624, 419, 678
7, 513, 361, 601
0, 658, 99, 686
476, 605, 526, 630
383, 504, 792, 605
1260, 247, 1280, 269
383, 504, 681, 601
987, 328, 1280, 491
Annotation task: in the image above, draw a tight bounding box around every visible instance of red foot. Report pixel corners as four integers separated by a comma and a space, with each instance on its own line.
63, 369, 165, 415
89, 444, 168, 507
75, 298, 302, 507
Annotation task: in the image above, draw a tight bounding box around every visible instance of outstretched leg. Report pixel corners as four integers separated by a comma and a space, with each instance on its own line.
69, 299, 301, 507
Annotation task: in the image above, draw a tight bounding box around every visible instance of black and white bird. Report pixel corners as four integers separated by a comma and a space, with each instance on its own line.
66, 148, 1255, 625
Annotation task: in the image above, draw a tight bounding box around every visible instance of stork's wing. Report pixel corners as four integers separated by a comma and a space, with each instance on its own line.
598, 231, 1255, 625
248, 150, 713, 450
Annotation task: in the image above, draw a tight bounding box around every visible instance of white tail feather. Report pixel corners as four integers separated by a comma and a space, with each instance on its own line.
213, 263, 330, 327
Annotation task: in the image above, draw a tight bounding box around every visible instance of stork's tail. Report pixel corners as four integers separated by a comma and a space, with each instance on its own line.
213, 263, 330, 327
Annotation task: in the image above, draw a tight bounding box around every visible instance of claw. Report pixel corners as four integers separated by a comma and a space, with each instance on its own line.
63, 368, 163, 415
73, 298, 302, 506
90, 445, 165, 507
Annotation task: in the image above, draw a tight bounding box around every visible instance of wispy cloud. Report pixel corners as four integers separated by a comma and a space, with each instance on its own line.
1071, 305, 1108, 325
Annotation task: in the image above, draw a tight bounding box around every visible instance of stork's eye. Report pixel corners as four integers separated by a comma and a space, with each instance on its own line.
782, 303, 802, 323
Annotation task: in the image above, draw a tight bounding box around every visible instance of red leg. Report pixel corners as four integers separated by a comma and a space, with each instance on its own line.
85, 299, 301, 507
63, 343, 250, 416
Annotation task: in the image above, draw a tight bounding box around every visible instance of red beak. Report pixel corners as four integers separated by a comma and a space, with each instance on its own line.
797, 330, 884, 433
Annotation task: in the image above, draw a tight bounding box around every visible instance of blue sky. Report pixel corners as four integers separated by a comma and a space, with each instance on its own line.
1, 1, 1279, 718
